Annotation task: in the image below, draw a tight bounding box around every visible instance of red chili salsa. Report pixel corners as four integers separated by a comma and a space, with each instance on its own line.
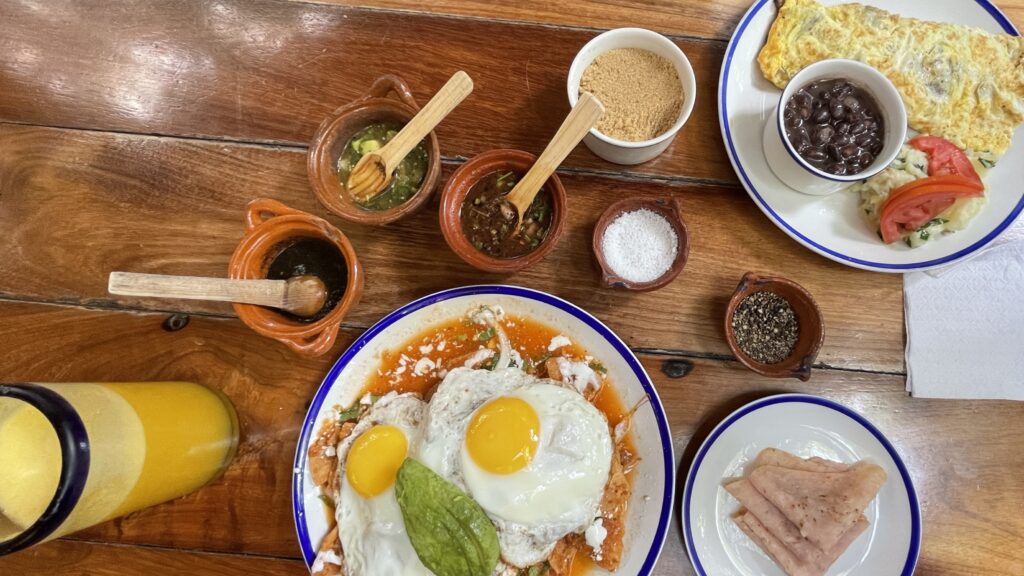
460, 170, 553, 259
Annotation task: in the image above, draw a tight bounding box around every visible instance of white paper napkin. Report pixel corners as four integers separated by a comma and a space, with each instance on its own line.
904, 240, 1024, 400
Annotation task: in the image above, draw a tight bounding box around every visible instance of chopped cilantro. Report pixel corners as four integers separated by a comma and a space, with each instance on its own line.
979, 158, 996, 169
337, 405, 360, 423
453, 333, 469, 342
476, 327, 496, 341
588, 360, 608, 374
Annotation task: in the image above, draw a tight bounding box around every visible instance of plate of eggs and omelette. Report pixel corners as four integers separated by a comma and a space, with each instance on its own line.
292, 286, 674, 576
720, 0, 1024, 271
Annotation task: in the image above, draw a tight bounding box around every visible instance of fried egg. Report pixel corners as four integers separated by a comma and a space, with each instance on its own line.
334, 393, 432, 576
758, 0, 1024, 155
417, 367, 613, 567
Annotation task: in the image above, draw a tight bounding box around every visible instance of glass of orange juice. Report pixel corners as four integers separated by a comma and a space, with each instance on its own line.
0, 382, 238, 555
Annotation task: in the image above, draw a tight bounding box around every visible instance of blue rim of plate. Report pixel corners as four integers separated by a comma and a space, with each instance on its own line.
719, 0, 1024, 271
291, 285, 676, 574
682, 393, 922, 576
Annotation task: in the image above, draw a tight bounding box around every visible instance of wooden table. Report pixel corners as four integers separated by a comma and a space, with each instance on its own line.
1, 1, 1022, 574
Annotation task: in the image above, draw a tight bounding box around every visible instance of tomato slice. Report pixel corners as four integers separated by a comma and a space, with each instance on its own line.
910, 136, 981, 184
879, 175, 985, 244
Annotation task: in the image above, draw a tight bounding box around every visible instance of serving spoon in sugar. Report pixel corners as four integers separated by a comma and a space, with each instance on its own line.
347, 70, 474, 201
503, 92, 604, 233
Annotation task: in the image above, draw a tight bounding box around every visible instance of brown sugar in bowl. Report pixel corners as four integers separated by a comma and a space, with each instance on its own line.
724, 272, 824, 381
439, 149, 567, 274
592, 196, 689, 291
228, 198, 364, 357
307, 75, 441, 226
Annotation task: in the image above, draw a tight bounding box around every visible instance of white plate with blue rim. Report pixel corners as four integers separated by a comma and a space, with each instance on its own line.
291, 285, 675, 574
682, 394, 921, 575
719, 0, 1024, 272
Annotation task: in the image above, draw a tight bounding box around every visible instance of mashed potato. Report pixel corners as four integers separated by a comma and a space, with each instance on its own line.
851, 144, 992, 247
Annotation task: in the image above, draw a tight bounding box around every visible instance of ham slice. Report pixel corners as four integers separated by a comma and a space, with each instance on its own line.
752, 448, 850, 473
734, 510, 869, 576
748, 461, 887, 552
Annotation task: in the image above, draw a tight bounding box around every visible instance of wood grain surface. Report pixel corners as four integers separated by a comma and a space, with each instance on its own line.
2, 0, 1023, 573
0, 301, 1021, 573
0, 0, 733, 185
308, 0, 1024, 41
0, 124, 904, 373
1, 540, 307, 576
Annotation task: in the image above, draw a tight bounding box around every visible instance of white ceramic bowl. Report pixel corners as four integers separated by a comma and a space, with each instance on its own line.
763, 59, 907, 196
292, 285, 675, 574
567, 28, 697, 165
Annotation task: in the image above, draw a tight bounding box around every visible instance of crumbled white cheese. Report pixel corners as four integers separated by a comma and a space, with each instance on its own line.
437, 340, 446, 351
413, 357, 436, 376
323, 446, 336, 458
359, 393, 373, 405
547, 335, 572, 352
437, 368, 448, 378
464, 348, 494, 368
554, 357, 601, 395
419, 343, 434, 355
311, 549, 342, 573
585, 517, 607, 557
394, 364, 406, 375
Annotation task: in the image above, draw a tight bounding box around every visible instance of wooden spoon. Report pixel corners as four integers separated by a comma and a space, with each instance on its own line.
504, 92, 604, 233
108, 272, 328, 318
347, 70, 474, 201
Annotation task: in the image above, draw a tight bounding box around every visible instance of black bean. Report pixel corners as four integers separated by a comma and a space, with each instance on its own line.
813, 125, 835, 146
787, 78, 884, 176
804, 147, 827, 162
830, 100, 846, 118
828, 144, 843, 161
838, 134, 858, 148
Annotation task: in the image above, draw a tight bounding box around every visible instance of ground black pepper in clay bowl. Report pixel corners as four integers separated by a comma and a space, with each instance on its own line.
724, 272, 824, 381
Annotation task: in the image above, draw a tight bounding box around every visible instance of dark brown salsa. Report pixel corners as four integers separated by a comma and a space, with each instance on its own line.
784, 79, 884, 176
460, 170, 553, 259
266, 238, 347, 323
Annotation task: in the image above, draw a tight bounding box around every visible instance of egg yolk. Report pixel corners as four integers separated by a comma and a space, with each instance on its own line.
346, 425, 408, 498
465, 396, 540, 474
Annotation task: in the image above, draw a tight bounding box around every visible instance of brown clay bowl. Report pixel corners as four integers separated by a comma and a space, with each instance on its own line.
228, 198, 364, 357
439, 149, 567, 273
592, 197, 689, 291
724, 272, 824, 381
307, 75, 442, 226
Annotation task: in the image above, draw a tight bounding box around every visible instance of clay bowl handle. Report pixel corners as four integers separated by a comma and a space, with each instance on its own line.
245, 198, 306, 232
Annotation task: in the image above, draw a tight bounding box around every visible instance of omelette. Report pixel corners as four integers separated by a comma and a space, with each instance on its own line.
758, 0, 1024, 156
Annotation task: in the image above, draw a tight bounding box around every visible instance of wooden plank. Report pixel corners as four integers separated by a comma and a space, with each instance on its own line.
301, 0, 1024, 42
0, 540, 306, 575
0, 0, 734, 184
0, 301, 1021, 573
0, 124, 904, 373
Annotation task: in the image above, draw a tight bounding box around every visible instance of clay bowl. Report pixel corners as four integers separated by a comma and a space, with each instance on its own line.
439, 149, 567, 273
724, 272, 824, 381
592, 197, 690, 291
307, 75, 442, 226
229, 198, 364, 357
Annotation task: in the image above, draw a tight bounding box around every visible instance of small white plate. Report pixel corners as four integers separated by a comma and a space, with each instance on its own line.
292, 285, 675, 574
682, 394, 921, 575
720, 0, 1024, 272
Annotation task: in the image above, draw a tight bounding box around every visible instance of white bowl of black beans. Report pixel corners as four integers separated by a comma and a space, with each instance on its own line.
762, 59, 907, 196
